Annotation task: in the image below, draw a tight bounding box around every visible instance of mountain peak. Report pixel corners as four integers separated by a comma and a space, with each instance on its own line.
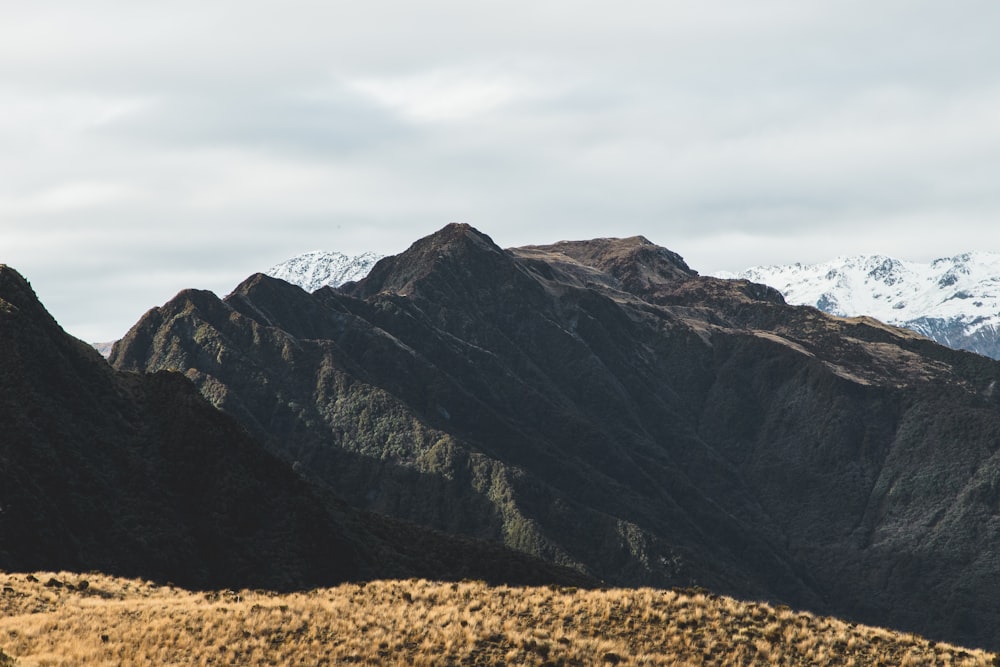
423, 222, 504, 254
515, 236, 696, 297
264, 230, 498, 297
0, 264, 38, 306
345, 223, 511, 300
0, 264, 60, 331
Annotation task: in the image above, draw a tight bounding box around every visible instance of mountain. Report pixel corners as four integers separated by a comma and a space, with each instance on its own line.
266, 250, 384, 292
716, 252, 1000, 359
87, 250, 383, 359
111, 224, 1000, 650
0, 264, 591, 591
91, 340, 115, 358
0, 265, 355, 590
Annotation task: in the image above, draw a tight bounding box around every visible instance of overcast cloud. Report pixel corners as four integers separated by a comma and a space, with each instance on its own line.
3, 1, 1000, 341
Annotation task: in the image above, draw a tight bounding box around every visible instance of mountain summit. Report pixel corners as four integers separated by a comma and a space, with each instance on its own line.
112, 224, 1000, 649
717, 252, 1000, 359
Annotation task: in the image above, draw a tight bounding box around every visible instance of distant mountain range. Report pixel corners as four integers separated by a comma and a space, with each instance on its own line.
269, 248, 1000, 361
110, 224, 1000, 650
266, 250, 384, 292
716, 252, 1000, 359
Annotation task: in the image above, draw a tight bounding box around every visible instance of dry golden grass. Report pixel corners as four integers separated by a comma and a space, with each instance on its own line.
0, 571, 994, 666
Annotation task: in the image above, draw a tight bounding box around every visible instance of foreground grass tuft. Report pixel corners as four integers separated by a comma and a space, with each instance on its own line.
0, 572, 994, 665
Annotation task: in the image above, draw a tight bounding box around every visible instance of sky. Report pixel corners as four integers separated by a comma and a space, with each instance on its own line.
3, 1, 1000, 342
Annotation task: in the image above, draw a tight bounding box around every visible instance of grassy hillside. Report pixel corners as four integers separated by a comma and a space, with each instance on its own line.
0, 572, 992, 666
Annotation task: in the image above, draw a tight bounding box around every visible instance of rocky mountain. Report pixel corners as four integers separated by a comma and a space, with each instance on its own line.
716, 252, 1000, 359
111, 224, 1000, 650
266, 250, 384, 292
88, 250, 382, 358
0, 264, 591, 591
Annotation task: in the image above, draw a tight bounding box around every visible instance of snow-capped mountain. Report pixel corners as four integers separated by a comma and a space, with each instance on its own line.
266, 250, 384, 292
716, 252, 1000, 359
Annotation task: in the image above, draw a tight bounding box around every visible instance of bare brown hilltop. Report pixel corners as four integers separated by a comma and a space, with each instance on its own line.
110, 224, 1000, 649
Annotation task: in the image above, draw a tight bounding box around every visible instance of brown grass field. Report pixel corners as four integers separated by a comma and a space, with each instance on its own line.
0, 571, 994, 666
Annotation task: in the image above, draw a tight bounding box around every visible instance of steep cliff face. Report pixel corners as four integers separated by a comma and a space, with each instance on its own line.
111, 225, 1000, 649
0, 263, 589, 592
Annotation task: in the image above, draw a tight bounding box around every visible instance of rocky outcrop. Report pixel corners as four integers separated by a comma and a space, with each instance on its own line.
112, 225, 1000, 649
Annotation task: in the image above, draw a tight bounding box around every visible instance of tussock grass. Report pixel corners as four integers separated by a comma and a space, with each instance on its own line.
0, 572, 994, 666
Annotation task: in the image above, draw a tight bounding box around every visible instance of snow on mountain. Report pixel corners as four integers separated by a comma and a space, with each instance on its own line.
715, 252, 1000, 359
92, 341, 115, 358
266, 250, 384, 293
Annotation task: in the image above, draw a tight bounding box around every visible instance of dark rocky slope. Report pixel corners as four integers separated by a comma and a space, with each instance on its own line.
0, 264, 591, 591
112, 224, 1000, 649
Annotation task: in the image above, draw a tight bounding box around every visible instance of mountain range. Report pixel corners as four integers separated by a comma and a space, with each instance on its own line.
108, 224, 1000, 650
716, 252, 1000, 359
268, 247, 1000, 361
0, 263, 593, 591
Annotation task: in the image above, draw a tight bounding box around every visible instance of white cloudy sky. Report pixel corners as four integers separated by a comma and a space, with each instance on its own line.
3, 1, 1000, 341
